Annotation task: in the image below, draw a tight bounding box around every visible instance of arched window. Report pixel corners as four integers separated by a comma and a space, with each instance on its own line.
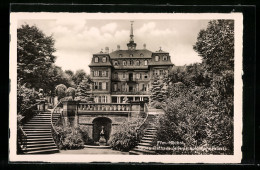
102, 57, 107, 62
136, 60, 140, 66
144, 60, 148, 65
94, 57, 99, 63
163, 55, 168, 61
155, 56, 159, 62
114, 61, 118, 66
123, 60, 127, 66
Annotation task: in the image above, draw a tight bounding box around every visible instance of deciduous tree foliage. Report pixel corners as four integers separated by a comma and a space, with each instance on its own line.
157, 20, 234, 154
17, 24, 56, 89
72, 69, 87, 86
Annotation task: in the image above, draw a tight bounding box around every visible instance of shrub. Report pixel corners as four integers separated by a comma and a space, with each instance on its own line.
108, 118, 143, 152
54, 125, 93, 150
156, 82, 233, 155
55, 84, 67, 100
66, 87, 76, 99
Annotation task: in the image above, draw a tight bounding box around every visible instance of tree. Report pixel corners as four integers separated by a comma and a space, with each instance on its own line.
43, 65, 76, 96
75, 75, 93, 102
156, 20, 234, 154
72, 69, 87, 86
65, 70, 74, 77
150, 76, 164, 103
193, 20, 234, 115
55, 84, 67, 100
17, 24, 56, 89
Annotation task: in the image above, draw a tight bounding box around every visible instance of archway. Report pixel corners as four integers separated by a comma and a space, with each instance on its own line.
92, 117, 112, 142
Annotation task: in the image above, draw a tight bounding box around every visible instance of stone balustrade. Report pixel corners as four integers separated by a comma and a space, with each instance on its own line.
77, 103, 132, 112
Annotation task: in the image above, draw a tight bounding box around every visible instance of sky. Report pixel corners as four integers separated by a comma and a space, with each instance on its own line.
18, 19, 210, 74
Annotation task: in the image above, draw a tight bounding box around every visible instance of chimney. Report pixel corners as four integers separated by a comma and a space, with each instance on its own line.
117, 45, 120, 50
105, 47, 109, 53
143, 43, 146, 49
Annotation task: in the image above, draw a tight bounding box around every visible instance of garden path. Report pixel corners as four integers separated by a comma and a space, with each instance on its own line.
55, 148, 129, 155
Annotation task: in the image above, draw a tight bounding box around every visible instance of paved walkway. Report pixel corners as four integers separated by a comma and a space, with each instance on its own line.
55, 148, 129, 155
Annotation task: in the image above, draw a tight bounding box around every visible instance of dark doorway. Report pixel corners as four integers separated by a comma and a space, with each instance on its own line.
129, 73, 133, 81
92, 117, 112, 142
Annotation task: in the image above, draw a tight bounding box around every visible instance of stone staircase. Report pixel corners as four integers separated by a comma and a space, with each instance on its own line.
129, 114, 158, 155
21, 111, 60, 154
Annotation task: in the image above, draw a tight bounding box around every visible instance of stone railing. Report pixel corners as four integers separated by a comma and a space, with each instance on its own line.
111, 91, 150, 95
77, 103, 132, 112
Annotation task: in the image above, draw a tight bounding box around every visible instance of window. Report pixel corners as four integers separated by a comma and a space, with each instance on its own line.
113, 84, 118, 91
94, 97, 98, 103
98, 96, 101, 103
102, 71, 107, 77
130, 60, 133, 66
155, 56, 159, 61
114, 61, 118, 66
101, 96, 107, 103
114, 72, 118, 79
136, 60, 140, 66
94, 57, 99, 63
119, 54, 122, 57
94, 71, 99, 77
153, 70, 160, 75
94, 82, 98, 90
160, 70, 163, 75
144, 73, 148, 79
123, 61, 126, 66
130, 54, 133, 57
102, 57, 107, 62
99, 71, 102, 77
136, 73, 140, 79
140, 53, 144, 57
144, 60, 148, 65
163, 55, 168, 61
123, 73, 126, 79
102, 82, 106, 90
98, 82, 102, 90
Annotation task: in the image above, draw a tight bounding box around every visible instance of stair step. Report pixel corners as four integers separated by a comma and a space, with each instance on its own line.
143, 134, 156, 137
27, 137, 54, 141
25, 148, 59, 154
26, 140, 55, 144
138, 142, 152, 146
23, 126, 51, 129
27, 135, 53, 138
25, 122, 52, 125
23, 129, 51, 131
140, 139, 154, 143
27, 143, 57, 148
142, 137, 154, 140
27, 133, 52, 136
25, 145, 57, 152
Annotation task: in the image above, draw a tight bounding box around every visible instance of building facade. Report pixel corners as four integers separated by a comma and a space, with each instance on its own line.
89, 21, 174, 104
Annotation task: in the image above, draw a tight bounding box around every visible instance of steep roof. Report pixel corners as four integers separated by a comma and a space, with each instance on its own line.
109, 49, 153, 59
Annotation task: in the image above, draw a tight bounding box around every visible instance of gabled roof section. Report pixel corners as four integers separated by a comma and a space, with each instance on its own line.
109, 49, 153, 59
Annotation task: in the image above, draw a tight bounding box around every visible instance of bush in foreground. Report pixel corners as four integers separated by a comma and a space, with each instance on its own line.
108, 118, 144, 152
54, 125, 93, 150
